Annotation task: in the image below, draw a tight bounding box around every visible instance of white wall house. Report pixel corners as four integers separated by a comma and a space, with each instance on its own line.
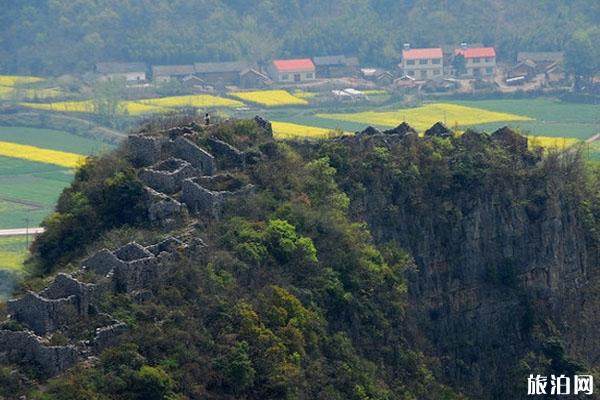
269, 59, 316, 83
401, 47, 443, 80
454, 47, 496, 78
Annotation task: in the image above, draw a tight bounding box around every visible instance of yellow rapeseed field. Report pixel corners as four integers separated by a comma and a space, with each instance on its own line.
294, 91, 318, 99
272, 121, 344, 140
20, 100, 95, 113
528, 136, 580, 150
0, 141, 85, 168
140, 95, 243, 108
317, 103, 533, 131
229, 90, 308, 106
121, 101, 171, 115
0, 75, 44, 86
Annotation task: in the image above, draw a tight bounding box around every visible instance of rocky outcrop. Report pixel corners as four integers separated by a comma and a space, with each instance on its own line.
424, 121, 452, 138
383, 122, 417, 136
0, 330, 79, 376
254, 115, 273, 137
492, 126, 528, 153
357, 126, 382, 135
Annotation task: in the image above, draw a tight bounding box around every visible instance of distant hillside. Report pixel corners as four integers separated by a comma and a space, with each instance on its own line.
1, 0, 598, 75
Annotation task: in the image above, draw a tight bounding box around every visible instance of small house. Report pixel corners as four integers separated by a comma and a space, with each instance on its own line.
152, 65, 195, 83
517, 52, 563, 73
182, 75, 206, 89
454, 46, 496, 78
508, 59, 537, 80
193, 61, 253, 85
313, 55, 360, 78
96, 62, 147, 82
269, 59, 316, 83
239, 68, 271, 89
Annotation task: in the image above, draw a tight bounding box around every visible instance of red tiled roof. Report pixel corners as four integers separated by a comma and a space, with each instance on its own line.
402, 48, 443, 60
272, 59, 315, 72
455, 47, 496, 58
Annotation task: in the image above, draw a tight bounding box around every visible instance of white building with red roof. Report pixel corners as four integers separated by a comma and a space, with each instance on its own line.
269, 58, 316, 83
454, 46, 496, 78
401, 46, 443, 80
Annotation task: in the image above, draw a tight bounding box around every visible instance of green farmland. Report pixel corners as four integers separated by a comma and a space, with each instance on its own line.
0, 126, 112, 229
447, 98, 600, 139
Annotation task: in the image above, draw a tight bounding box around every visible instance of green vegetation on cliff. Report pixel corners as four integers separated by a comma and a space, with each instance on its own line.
2, 118, 599, 399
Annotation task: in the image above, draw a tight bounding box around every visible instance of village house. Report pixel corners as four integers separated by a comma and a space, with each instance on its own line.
193, 61, 253, 86
268, 59, 316, 83
95, 62, 147, 82
454, 46, 496, 78
313, 55, 360, 78
151, 65, 195, 83
401, 46, 443, 80
239, 68, 271, 89
517, 52, 564, 73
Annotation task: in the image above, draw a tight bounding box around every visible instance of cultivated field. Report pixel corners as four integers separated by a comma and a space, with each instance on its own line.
271, 121, 342, 140
0, 75, 43, 86
139, 94, 243, 109
0, 126, 110, 229
317, 103, 533, 131
0, 236, 27, 271
0, 141, 84, 168
448, 99, 600, 139
20, 100, 95, 113
230, 90, 308, 107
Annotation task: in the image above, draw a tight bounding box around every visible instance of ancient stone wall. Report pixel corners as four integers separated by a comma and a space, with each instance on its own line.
8, 292, 80, 335
127, 135, 166, 166
139, 157, 197, 194
169, 136, 216, 175
0, 330, 79, 376
207, 137, 246, 169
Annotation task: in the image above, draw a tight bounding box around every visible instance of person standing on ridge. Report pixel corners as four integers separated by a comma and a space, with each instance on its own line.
204, 112, 210, 126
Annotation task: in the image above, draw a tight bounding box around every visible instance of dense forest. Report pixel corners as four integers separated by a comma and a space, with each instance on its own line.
1, 0, 600, 75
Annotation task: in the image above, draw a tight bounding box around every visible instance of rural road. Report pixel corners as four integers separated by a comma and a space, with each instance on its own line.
0, 227, 45, 237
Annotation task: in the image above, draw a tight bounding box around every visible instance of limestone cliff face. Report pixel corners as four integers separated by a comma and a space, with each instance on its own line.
319, 133, 600, 398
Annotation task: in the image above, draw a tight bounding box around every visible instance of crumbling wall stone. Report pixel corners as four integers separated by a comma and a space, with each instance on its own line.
139, 157, 197, 194
8, 292, 80, 335
81, 248, 125, 277
93, 322, 128, 352
0, 330, 79, 376
170, 136, 216, 176
127, 135, 166, 166
39, 273, 97, 316
207, 137, 246, 169
182, 176, 254, 217
144, 186, 188, 226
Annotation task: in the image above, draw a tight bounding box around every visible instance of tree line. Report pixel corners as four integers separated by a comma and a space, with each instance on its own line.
1, 0, 599, 76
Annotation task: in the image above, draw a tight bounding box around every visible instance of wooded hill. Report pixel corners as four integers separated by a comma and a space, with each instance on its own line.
1, 0, 599, 75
